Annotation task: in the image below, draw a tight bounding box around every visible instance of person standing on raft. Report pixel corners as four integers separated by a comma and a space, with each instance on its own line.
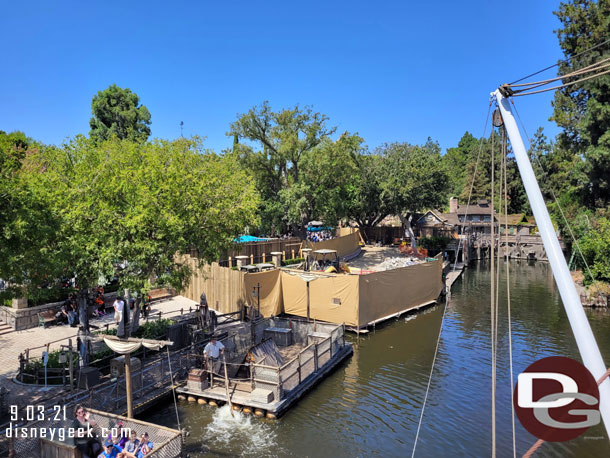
203, 335, 225, 386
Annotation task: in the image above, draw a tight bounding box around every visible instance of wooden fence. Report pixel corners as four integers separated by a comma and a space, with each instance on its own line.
180, 256, 247, 314
220, 238, 303, 266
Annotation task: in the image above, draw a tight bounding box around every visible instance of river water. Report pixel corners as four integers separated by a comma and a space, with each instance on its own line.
145, 261, 610, 457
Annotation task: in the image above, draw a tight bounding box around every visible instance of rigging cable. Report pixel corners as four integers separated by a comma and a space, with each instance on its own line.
452, 102, 493, 273
490, 124, 497, 458
508, 56, 610, 88
511, 68, 610, 97
503, 96, 608, 457
502, 125, 517, 458
509, 99, 601, 293
166, 346, 181, 431
412, 103, 493, 457
410, 301, 447, 458
509, 37, 610, 85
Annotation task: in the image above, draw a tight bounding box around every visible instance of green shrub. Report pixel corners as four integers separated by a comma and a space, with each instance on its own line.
22, 349, 80, 381
418, 236, 451, 252
0, 291, 12, 307
27, 287, 78, 307
97, 318, 173, 340
282, 257, 304, 266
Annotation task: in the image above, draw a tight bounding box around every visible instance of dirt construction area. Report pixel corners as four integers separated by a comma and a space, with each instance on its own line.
346, 246, 423, 272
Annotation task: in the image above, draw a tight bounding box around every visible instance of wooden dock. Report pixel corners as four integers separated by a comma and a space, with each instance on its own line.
445, 263, 464, 293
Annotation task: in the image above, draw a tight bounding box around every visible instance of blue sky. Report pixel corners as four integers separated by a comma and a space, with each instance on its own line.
1, 1, 563, 153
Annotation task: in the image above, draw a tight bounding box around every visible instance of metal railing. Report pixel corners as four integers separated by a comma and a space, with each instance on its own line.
251, 323, 346, 400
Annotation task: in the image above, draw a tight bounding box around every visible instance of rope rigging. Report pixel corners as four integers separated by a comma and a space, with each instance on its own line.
502, 124, 517, 458
508, 37, 610, 85
490, 122, 497, 458
494, 92, 610, 457
452, 102, 493, 273
411, 103, 494, 458
508, 98, 603, 298
500, 52, 610, 98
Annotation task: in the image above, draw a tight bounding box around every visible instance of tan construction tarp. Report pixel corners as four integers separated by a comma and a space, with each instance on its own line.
181, 250, 443, 328
281, 271, 359, 326
358, 259, 443, 325
280, 271, 309, 316
243, 269, 284, 317
306, 230, 362, 259
309, 274, 360, 326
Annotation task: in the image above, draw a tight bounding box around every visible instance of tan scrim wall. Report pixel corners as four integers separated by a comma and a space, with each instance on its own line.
358, 259, 443, 325
280, 271, 360, 326
179, 255, 247, 313
180, 253, 442, 327
244, 269, 284, 316
305, 230, 362, 258
309, 274, 360, 326
337, 227, 358, 237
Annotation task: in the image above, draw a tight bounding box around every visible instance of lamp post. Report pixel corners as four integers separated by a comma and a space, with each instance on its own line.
297, 274, 318, 322
252, 283, 261, 317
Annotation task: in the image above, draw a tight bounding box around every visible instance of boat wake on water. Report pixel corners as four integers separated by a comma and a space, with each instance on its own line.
200, 405, 281, 456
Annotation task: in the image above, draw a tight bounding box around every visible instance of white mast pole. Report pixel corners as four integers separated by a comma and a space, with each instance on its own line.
494, 89, 610, 438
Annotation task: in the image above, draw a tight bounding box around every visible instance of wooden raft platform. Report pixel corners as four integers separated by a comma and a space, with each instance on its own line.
176, 344, 353, 417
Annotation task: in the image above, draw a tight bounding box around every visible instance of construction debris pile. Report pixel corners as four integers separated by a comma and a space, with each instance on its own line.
376, 257, 421, 271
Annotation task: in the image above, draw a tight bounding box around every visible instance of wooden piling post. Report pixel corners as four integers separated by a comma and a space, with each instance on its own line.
125, 353, 133, 418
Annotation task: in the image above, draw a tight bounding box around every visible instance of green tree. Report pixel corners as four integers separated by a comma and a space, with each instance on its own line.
453, 129, 528, 214
552, 0, 610, 207
26, 136, 260, 299
281, 133, 363, 229
443, 131, 479, 198
378, 140, 449, 230
0, 131, 64, 301
89, 84, 152, 143
229, 102, 337, 234
578, 213, 610, 283
346, 153, 389, 227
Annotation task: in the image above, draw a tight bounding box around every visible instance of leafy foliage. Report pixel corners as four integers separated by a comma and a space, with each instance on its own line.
17, 135, 259, 301
90, 84, 152, 144
0, 131, 65, 299
445, 130, 528, 214
419, 236, 451, 252
379, 140, 449, 216
552, 0, 610, 207
230, 102, 338, 234
346, 153, 390, 227
577, 213, 610, 283
98, 318, 174, 339
282, 257, 305, 266
539, 1, 610, 285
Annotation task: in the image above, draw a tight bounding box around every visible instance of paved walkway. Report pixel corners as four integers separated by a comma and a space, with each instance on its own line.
0, 295, 198, 408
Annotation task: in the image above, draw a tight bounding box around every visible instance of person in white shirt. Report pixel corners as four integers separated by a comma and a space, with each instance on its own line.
113, 298, 125, 324
203, 336, 225, 385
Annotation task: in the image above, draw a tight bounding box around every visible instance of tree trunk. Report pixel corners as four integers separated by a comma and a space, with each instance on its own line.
400, 214, 417, 250
78, 290, 89, 332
